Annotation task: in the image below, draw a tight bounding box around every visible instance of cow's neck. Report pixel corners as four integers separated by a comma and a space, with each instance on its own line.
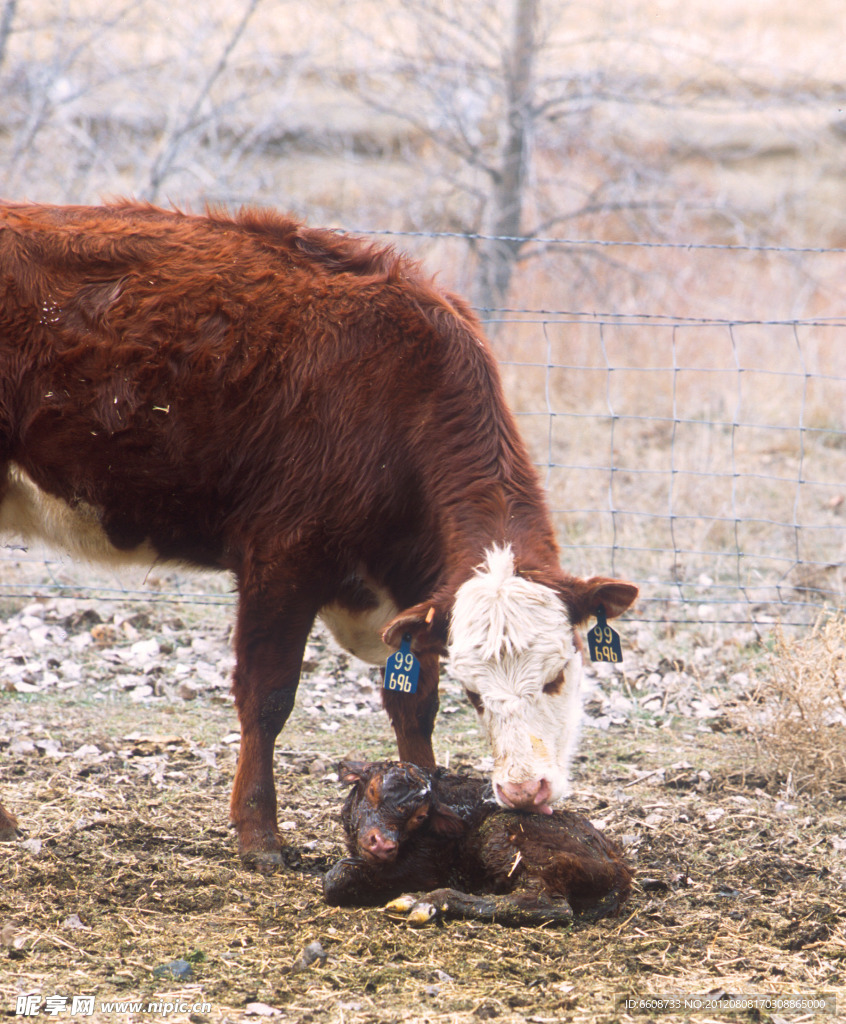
436, 487, 561, 598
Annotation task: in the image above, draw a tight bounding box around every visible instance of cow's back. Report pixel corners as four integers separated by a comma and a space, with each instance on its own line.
0, 202, 512, 581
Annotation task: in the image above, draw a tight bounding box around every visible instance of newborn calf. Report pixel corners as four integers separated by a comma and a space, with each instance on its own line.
323, 761, 633, 926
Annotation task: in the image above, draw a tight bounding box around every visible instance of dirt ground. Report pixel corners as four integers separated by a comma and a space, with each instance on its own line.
0, 585, 844, 1024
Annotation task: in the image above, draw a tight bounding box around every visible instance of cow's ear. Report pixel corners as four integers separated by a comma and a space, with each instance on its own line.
337, 760, 371, 785
382, 601, 448, 656
560, 577, 639, 626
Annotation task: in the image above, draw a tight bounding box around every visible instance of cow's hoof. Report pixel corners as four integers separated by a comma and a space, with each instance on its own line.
0, 825, 19, 842
239, 847, 285, 874
0, 809, 19, 842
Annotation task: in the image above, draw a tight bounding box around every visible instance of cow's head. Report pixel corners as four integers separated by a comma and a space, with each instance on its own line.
446, 545, 637, 814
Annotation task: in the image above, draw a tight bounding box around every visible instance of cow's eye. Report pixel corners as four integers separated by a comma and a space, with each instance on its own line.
465, 689, 485, 714
542, 669, 565, 696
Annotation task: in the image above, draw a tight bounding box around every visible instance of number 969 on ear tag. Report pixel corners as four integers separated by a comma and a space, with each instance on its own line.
384, 635, 421, 694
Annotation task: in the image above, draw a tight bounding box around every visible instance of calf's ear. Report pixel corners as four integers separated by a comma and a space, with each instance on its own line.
337, 760, 372, 784
429, 803, 467, 837
561, 577, 639, 626
382, 601, 448, 656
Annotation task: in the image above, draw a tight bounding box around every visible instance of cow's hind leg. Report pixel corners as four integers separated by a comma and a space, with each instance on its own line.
229, 586, 318, 871
381, 652, 439, 768
0, 801, 19, 841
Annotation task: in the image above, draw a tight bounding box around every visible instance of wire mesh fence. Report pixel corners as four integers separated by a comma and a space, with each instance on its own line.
1, 230, 844, 631
490, 310, 846, 629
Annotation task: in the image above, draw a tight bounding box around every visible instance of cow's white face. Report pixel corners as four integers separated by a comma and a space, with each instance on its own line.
447, 545, 584, 813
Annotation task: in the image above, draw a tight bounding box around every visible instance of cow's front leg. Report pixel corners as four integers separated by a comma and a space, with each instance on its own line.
381, 652, 439, 768
229, 590, 316, 871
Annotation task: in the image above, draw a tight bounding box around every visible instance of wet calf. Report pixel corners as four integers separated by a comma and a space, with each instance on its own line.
323, 761, 633, 926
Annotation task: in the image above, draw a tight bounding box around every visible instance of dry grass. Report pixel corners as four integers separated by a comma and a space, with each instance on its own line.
2, 684, 845, 1024
1, 590, 845, 1023
732, 616, 846, 799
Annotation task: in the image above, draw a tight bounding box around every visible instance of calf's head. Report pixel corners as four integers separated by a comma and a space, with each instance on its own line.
445, 546, 637, 814
337, 760, 463, 865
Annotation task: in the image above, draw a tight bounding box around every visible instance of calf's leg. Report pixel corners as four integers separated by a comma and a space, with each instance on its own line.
322, 857, 407, 907
388, 887, 574, 928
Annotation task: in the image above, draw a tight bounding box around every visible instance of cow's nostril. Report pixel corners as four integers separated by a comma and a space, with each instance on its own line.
496, 778, 554, 815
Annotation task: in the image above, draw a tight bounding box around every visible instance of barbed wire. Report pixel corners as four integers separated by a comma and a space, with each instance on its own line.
350, 226, 846, 257
480, 310, 846, 328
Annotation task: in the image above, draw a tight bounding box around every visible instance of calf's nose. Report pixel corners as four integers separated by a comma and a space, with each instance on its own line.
362, 828, 399, 861
495, 778, 554, 815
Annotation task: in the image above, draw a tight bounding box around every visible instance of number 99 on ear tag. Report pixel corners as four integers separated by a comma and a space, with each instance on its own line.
588, 605, 623, 664
384, 634, 421, 694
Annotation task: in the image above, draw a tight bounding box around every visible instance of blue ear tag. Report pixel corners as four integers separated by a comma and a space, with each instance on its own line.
384, 633, 421, 694
587, 605, 623, 664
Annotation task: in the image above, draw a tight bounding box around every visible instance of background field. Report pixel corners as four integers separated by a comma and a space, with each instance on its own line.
1, 2, 845, 1022
1, 0, 845, 624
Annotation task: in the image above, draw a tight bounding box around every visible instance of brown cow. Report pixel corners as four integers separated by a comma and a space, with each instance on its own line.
0, 201, 637, 867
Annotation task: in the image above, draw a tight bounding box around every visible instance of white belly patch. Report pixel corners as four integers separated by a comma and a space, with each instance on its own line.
319, 580, 399, 666
0, 463, 158, 566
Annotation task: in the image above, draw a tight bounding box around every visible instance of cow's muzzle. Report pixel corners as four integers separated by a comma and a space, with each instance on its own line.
495, 778, 554, 815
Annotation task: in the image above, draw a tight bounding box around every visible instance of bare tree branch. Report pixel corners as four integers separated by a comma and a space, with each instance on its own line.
142, 0, 263, 202
0, 0, 17, 73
